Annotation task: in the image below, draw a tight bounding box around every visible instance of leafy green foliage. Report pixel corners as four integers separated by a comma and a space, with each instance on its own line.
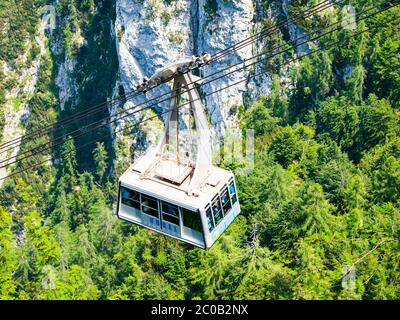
0, 207, 16, 299
289, 49, 333, 121
0, 0, 399, 300
0, 0, 47, 141
0, 0, 45, 65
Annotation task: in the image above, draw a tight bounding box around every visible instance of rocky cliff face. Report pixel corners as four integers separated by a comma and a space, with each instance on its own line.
115, 0, 194, 135
114, 0, 308, 138
1, 0, 309, 179
115, 0, 256, 136
0, 12, 50, 181
196, 0, 254, 132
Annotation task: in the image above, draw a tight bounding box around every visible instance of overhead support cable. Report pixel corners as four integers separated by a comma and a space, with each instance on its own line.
2, 8, 398, 182
0, 0, 342, 152
0, 1, 395, 170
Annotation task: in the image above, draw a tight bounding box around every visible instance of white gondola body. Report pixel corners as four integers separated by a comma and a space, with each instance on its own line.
116, 59, 240, 249
117, 161, 240, 248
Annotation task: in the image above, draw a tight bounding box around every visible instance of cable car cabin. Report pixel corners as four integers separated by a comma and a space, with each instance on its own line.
116, 62, 240, 249
117, 158, 240, 249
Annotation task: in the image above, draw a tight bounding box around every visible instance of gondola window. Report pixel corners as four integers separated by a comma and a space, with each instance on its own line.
141, 194, 159, 218
182, 208, 202, 232
121, 187, 140, 210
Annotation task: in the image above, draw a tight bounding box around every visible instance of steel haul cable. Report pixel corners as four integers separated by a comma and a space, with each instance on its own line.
0, 0, 378, 167
2, 10, 398, 182
0, 1, 394, 169
0, 0, 341, 152
0, 3, 341, 165
0, 0, 338, 152
210, 0, 336, 60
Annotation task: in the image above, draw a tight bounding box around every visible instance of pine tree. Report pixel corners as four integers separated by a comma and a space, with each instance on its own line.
357, 94, 398, 154
45, 265, 100, 300
270, 126, 303, 168
73, 224, 96, 269
0, 207, 16, 299
293, 237, 335, 300
300, 183, 338, 236
59, 136, 78, 189
29, 213, 61, 262
52, 188, 71, 225
317, 96, 360, 154
93, 142, 108, 183
372, 155, 400, 205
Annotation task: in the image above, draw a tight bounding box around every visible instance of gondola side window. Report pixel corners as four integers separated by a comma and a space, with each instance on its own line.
229, 181, 237, 205
141, 194, 159, 218
206, 206, 214, 232
212, 196, 223, 226
161, 201, 180, 225
121, 187, 140, 210
182, 208, 202, 232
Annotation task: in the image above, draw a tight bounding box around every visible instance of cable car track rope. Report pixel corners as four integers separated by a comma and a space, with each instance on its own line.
0, 0, 343, 152
210, 0, 337, 61
1, 7, 398, 182
0, 2, 397, 171
0, 1, 357, 167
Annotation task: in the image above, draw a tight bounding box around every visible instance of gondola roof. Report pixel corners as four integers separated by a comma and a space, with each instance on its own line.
119, 152, 232, 211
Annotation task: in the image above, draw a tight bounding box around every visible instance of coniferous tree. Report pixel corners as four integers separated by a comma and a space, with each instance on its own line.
59, 137, 78, 189
93, 142, 108, 183
0, 207, 16, 299
357, 94, 398, 154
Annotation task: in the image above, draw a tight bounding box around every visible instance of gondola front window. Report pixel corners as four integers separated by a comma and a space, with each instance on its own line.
121, 187, 140, 209
206, 206, 214, 232
212, 197, 223, 225
220, 187, 232, 215
229, 181, 237, 204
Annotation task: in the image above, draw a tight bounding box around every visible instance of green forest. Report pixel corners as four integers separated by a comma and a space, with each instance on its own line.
0, 0, 399, 300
